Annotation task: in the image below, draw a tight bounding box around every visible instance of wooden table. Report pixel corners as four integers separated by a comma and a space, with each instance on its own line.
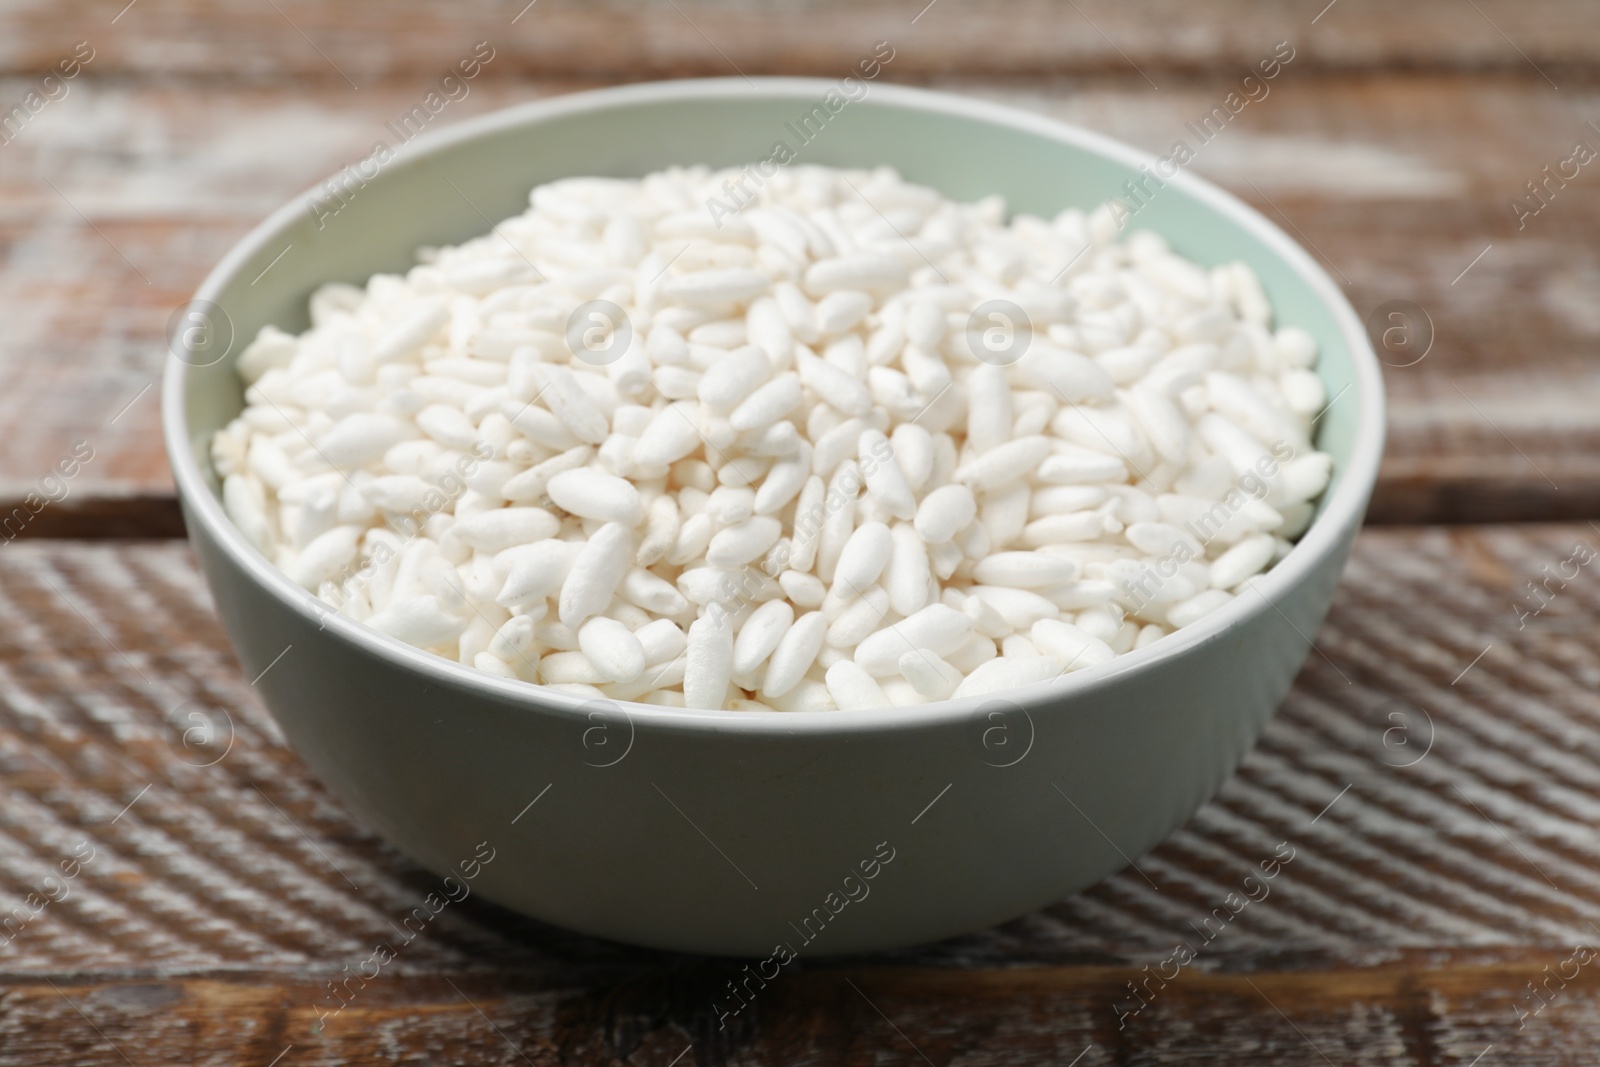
3, 2, 1599, 1062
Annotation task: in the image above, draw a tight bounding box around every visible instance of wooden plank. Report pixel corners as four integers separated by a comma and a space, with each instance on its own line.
3, 0, 1600, 81
1, 527, 1599, 1063
2, 74, 1595, 527
1, 960, 1596, 1066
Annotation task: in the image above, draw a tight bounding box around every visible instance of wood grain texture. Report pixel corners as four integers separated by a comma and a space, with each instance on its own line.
1, 528, 1598, 1063
3, 961, 1596, 1066
3, 72, 1598, 526
5, 3, 1597, 1063
3, 0, 1600, 81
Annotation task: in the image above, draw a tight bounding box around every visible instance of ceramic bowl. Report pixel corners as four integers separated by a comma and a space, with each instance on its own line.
163, 78, 1384, 956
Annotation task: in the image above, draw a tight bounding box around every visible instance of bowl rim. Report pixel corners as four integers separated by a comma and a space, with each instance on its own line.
163, 76, 1386, 735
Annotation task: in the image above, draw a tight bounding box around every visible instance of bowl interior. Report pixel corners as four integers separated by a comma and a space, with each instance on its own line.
177, 81, 1364, 524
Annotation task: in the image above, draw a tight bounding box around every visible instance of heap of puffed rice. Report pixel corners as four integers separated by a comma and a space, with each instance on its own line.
211, 164, 1332, 711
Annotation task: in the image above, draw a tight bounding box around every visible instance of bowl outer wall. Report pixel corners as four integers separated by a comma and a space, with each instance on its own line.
188, 501, 1352, 955
164, 78, 1384, 955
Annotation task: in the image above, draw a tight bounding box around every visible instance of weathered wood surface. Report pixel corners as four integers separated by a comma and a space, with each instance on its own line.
2, 67, 1596, 526
4, 961, 1596, 1065
5, 0, 1600, 80
4, 1, 1599, 1062
1, 528, 1598, 1063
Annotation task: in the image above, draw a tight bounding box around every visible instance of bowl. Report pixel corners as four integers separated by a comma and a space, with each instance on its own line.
163, 78, 1384, 956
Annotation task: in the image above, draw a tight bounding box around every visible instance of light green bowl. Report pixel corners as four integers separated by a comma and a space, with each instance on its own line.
164, 79, 1384, 955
